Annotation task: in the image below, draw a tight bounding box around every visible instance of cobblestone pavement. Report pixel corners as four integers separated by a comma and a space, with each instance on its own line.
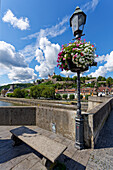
86, 109, 113, 170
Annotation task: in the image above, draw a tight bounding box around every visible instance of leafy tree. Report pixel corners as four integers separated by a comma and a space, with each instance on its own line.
73, 76, 77, 82
30, 86, 55, 99
42, 87, 55, 99
30, 86, 42, 99
63, 94, 68, 100
97, 76, 106, 81
54, 83, 62, 89
55, 94, 62, 100
7, 93, 14, 97
80, 77, 86, 83
69, 94, 75, 100
106, 77, 113, 87
13, 88, 24, 98
85, 95, 90, 100
80, 94, 83, 99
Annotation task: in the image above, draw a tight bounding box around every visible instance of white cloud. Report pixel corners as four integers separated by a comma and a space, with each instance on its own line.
95, 55, 106, 63
89, 51, 113, 77
35, 49, 44, 63
22, 16, 69, 40
82, 0, 100, 12
19, 44, 37, 63
8, 67, 37, 83
90, 66, 106, 77
0, 41, 36, 83
61, 70, 75, 77
35, 37, 60, 78
2, 9, 30, 30
0, 41, 27, 68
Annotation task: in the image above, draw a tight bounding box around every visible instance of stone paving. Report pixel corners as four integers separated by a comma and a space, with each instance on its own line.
0, 126, 91, 170
0, 109, 113, 169
86, 109, 113, 170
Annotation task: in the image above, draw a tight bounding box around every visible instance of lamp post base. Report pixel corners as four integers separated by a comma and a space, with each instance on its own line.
75, 115, 84, 150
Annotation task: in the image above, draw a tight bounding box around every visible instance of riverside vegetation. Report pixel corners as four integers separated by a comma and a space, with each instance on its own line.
0, 75, 113, 100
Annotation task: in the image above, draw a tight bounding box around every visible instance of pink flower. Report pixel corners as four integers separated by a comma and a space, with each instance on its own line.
76, 44, 79, 47
58, 51, 63, 56
57, 64, 60, 67
97, 55, 98, 57
68, 57, 70, 59
73, 48, 76, 51
84, 39, 86, 41
63, 58, 66, 60
78, 38, 81, 40
74, 54, 77, 58
65, 63, 67, 65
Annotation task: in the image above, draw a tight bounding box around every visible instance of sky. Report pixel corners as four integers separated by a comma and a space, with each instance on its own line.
0, 0, 113, 85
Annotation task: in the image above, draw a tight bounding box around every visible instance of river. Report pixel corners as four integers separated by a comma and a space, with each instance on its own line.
0, 100, 15, 106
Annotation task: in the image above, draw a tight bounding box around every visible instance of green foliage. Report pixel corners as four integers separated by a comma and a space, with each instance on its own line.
97, 76, 106, 81
30, 85, 55, 99
80, 94, 83, 99
69, 94, 75, 100
55, 94, 62, 100
42, 87, 55, 99
30, 86, 42, 99
72, 76, 77, 82
7, 93, 14, 97
54, 83, 63, 89
106, 77, 113, 87
63, 94, 68, 100
13, 88, 25, 98
85, 95, 90, 100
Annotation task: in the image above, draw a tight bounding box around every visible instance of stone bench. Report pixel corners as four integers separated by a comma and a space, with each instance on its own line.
10, 126, 67, 166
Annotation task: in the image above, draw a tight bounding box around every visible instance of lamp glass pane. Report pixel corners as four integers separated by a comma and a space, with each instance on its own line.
78, 14, 85, 27
71, 15, 78, 34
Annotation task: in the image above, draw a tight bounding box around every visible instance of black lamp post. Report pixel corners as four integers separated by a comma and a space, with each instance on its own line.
70, 6, 87, 150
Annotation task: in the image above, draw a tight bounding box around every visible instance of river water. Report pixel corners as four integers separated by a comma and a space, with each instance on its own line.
0, 100, 15, 106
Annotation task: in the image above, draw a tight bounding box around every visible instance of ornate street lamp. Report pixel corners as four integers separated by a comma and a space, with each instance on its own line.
70, 6, 86, 39
70, 6, 87, 150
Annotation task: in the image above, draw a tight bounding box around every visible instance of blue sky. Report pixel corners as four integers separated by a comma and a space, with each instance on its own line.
0, 0, 113, 85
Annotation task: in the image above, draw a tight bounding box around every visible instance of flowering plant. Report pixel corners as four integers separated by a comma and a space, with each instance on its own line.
57, 39, 98, 72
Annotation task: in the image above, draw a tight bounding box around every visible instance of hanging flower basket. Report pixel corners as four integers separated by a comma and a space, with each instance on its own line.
57, 39, 98, 72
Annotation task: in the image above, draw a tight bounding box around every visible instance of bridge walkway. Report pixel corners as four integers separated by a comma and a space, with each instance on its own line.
0, 109, 113, 169
86, 109, 113, 169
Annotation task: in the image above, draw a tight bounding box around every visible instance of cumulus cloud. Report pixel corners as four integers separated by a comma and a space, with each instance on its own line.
0, 41, 27, 68
89, 51, 113, 77
22, 16, 69, 40
2, 9, 30, 30
8, 67, 37, 83
0, 41, 36, 83
35, 37, 60, 78
95, 55, 106, 63
82, 0, 100, 12
61, 70, 75, 77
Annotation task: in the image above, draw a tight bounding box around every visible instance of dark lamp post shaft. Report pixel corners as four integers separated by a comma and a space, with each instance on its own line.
75, 70, 84, 149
